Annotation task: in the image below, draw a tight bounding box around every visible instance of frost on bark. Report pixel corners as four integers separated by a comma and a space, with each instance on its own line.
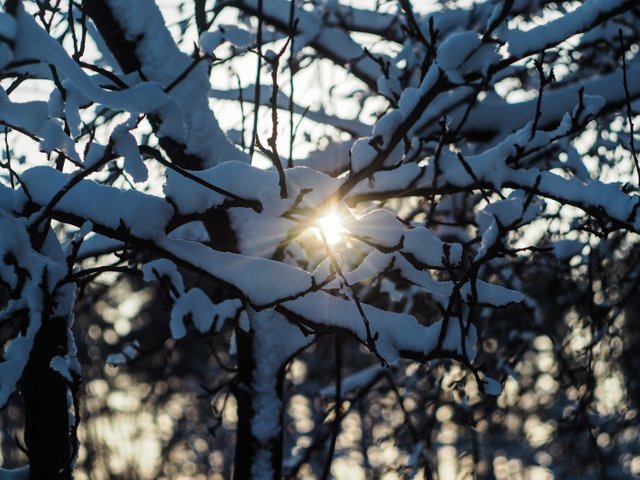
22, 315, 72, 480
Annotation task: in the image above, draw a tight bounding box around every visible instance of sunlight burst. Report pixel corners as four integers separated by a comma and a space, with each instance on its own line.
316, 212, 346, 245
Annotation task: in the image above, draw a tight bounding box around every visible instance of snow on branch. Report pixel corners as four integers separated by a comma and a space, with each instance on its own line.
2, 0, 640, 475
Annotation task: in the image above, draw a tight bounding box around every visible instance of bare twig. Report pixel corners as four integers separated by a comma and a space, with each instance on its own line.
619, 29, 640, 184
248, 0, 264, 160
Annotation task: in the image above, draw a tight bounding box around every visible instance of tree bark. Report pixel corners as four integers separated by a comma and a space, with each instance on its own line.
232, 328, 257, 480
21, 315, 71, 480
232, 325, 288, 480
232, 309, 313, 479
233, 332, 284, 480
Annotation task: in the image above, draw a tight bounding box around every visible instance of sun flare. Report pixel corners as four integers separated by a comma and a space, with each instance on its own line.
316, 212, 346, 245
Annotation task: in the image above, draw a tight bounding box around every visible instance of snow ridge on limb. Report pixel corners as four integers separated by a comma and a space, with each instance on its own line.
444, 61, 640, 140
0, 213, 77, 407
233, 0, 385, 89
280, 292, 478, 364
348, 94, 640, 235
505, 0, 639, 58
7, 0, 248, 172
19, 166, 480, 365
83, 0, 247, 168
141, 259, 242, 339
9, 3, 171, 113
0, 91, 79, 161
249, 309, 312, 480
349, 151, 640, 234
339, 0, 638, 172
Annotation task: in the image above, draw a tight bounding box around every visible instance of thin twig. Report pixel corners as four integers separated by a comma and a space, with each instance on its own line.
164, 54, 204, 93
287, 1, 296, 169
248, 0, 264, 160
319, 226, 385, 366
530, 52, 554, 141
139, 145, 262, 210
619, 29, 640, 184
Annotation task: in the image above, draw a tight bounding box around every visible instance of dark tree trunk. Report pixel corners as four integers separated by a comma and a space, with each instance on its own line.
232, 327, 287, 480
232, 328, 256, 480
22, 315, 71, 480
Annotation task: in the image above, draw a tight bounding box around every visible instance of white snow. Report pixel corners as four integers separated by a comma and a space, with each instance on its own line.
170, 289, 241, 339
460, 281, 524, 307
170, 288, 214, 339
0, 213, 73, 408
112, 123, 148, 183
283, 292, 478, 364
164, 161, 277, 214
199, 25, 253, 53
483, 377, 503, 396
347, 209, 404, 248
436, 32, 500, 80
0, 12, 17, 39
506, 0, 631, 58
350, 137, 378, 173
249, 309, 311, 480
199, 31, 224, 53
12, 5, 171, 113
404, 226, 462, 267
142, 259, 185, 293
22, 167, 173, 239
104, 0, 248, 166
50, 355, 74, 382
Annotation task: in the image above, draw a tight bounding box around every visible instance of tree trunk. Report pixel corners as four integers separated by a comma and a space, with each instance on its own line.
232, 327, 285, 480
232, 310, 311, 479
22, 315, 71, 480
233, 327, 258, 480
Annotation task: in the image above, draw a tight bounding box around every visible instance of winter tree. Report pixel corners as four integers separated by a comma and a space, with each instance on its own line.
0, 0, 639, 478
